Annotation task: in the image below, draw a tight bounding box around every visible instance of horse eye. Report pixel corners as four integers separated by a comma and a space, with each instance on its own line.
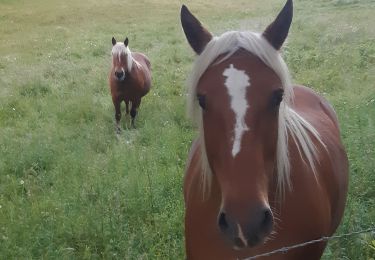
270, 88, 284, 108
197, 94, 206, 110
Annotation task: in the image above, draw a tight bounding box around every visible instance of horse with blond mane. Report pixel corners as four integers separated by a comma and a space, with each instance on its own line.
181, 1, 348, 259
109, 37, 151, 131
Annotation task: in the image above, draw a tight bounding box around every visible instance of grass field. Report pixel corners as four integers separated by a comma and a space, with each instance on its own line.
0, 0, 374, 259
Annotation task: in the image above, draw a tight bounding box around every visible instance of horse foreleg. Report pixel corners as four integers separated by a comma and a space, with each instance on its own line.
130, 99, 141, 128
125, 99, 130, 115
113, 99, 122, 134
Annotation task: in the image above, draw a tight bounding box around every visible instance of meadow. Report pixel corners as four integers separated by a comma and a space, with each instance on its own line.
0, 0, 374, 259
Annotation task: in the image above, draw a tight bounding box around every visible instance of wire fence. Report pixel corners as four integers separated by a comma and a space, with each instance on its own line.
241, 227, 375, 260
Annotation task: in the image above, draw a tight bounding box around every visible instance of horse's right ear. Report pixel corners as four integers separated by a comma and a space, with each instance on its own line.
112, 37, 116, 46
263, 0, 293, 50
180, 5, 212, 55
124, 37, 129, 47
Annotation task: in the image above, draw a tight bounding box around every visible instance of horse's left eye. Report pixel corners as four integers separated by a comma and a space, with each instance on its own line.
270, 88, 284, 109
197, 94, 206, 110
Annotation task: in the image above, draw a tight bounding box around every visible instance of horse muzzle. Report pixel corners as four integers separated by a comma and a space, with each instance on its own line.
217, 206, 274, 249
114, 69, 125, 81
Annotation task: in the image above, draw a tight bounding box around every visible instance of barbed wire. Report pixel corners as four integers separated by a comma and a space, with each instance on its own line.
241, 227, 375, 260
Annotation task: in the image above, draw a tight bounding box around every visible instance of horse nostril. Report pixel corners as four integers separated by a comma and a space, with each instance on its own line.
218, 212, 229, 231
115, 71, 124, 79
261, 208, 273, 231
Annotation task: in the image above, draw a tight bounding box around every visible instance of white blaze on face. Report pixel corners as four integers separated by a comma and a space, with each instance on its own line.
223, 64, 250, 157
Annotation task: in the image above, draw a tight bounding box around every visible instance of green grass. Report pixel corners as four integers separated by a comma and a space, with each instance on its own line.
0, 0, 374, 259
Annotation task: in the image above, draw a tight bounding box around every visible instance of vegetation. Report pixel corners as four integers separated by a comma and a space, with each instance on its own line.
0, 0, 374, 259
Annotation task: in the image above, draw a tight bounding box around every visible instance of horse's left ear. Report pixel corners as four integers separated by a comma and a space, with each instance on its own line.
263, 0, 293, 50
124, 37, 129, 47
112, 37, 116, 46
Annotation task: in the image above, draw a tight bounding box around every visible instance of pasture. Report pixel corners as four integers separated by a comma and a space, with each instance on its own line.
0, 0, 374, 259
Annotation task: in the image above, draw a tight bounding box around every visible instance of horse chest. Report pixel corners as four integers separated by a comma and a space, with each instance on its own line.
113, 80, 141, 97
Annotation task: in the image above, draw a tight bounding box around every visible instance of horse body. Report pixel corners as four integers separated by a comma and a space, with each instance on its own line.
109, 37, 151, 130
181, 1, 348, 259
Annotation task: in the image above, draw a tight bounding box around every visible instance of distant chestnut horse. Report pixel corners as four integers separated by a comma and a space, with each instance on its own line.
181, 1, 348, 259
109, 37, 151, 131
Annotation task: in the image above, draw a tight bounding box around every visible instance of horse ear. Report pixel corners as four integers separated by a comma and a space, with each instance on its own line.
180, 5, 212, 55
263, 0, 293, 50
112, 37, 116, 46
124, 37, 129, 47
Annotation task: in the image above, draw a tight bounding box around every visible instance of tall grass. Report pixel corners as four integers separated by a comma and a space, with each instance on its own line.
0, 0, 374, 259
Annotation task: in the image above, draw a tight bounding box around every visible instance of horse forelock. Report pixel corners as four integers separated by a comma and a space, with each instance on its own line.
187, 31, 324, 197
112, 42, 133, 72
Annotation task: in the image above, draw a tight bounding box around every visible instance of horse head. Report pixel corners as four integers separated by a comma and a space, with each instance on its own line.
111, 37, 132, 81
181, 0, 293, 249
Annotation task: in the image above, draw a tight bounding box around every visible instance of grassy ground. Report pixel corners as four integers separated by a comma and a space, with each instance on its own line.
0, 0, 374, 259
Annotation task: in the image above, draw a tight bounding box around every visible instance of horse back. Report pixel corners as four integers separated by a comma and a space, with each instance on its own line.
133, 52, 151, 70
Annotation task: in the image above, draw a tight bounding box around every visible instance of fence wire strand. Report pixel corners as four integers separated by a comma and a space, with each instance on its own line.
241, 227, 375, 260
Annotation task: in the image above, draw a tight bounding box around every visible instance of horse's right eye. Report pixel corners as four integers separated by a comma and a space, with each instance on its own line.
197, 94, 206, 110
270, 88, 284, 109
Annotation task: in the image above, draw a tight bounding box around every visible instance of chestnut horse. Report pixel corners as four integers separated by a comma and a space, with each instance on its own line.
109, 37, 151, 131
181, 1, 348, 259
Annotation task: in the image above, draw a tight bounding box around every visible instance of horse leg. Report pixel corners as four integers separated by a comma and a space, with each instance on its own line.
130, 98, 141, 128
125, 99, 130, 115
113, 99, 122, 134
